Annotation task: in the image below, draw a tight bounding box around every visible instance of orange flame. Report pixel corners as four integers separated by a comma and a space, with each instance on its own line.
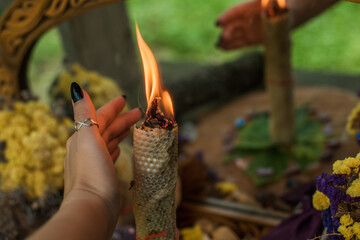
261, 0, 286, 9
136, 24, 174, 119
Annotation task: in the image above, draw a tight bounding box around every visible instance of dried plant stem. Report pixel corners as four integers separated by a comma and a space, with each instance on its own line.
262, 12, 295, 145
309, 233, 342, 240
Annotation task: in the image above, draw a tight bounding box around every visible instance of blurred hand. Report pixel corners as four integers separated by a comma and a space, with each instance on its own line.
216, 0, 262, 50
63, 82, 141, 223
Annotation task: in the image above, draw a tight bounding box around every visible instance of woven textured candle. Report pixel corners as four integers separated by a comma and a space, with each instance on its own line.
134, 25, 178, 240
133, 126, 178, 240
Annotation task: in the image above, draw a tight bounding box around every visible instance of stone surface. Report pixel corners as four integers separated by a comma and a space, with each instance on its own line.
195, 218, 215, 234
212, 226, 240, 240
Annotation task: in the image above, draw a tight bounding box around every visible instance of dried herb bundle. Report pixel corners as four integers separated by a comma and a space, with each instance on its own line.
142, 97, 175, 130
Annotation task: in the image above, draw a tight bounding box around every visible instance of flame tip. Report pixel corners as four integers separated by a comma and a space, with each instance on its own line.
261, 0, 287, 9
136, 26, 174, 119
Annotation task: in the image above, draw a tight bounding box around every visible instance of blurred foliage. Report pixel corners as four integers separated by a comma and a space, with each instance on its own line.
10, 0, 360, 97
31, 28, 64, 65
292, 1, 360, 74
0, 1, 10, 16
225, 107, 325, 185
127, 0, 242, 63
28, 29, 64, 103
27, 1, 360, 72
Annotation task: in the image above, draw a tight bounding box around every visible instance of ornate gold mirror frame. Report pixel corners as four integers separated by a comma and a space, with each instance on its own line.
0, 0, 123, 107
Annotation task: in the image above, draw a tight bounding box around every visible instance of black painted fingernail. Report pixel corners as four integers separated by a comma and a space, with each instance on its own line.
71, 82, 83, 103
122, 94, 127, 100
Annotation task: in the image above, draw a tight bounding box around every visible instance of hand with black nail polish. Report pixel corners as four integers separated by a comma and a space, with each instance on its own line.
28, 82, 141, 240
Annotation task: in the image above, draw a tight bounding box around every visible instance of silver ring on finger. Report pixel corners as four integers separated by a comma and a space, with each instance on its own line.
75, 118, 99, 131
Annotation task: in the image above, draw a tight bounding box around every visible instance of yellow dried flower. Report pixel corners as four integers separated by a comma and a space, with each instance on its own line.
312, 190, 330, 210
333, 160, 350, 175
52, 64, 129, 111
347, 178, 360, 197
345, 157, 360, 173
352, 222, 360, 239
215, 181, 238, 195
333, 157, 360, 175
0, 101, 72, 199
338, 225, 354, 240
180, 225, 203, 240
346, 103, 360, 136
340, 214, 354, 227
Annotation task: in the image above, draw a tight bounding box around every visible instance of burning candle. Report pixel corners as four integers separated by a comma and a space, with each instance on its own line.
132, 25, 178, 240
262, 0, 295, 145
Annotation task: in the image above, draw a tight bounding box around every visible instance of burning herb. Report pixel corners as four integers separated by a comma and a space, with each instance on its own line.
142, 97, 175, 130
265, 0, 288, 17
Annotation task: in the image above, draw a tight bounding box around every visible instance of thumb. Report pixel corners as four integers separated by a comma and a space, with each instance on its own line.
70, 82, 98, 129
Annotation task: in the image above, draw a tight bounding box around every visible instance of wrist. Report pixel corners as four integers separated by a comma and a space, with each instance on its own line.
61, 188, 120, 235
28, 189, 120, 240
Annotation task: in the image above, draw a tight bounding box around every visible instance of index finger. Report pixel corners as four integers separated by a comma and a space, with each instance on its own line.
97, 96, 126, 134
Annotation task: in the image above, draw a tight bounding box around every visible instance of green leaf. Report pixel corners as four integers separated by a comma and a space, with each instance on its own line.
236, 116, 273, 150
297, 121, 324, 144
225, 106, 325, 184
293, 106, 325, 169
292, 143, 322, 169
246, 149, 288, 185
295, 106, 325, 145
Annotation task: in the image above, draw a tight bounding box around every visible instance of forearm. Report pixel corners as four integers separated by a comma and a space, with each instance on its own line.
290, 0, 339, 29
27, 190, 117, 240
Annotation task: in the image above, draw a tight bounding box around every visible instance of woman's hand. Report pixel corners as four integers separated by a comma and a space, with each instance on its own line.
64, 82, 141, 236
216, 0, 262, 50
63, 82, 141, 216
28, 82, 141, 240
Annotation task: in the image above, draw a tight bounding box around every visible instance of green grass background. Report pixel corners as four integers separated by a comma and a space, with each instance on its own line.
127, 0, 360, 73
291, 1, 360, 74
21, 0, 360, 99
31, 0, 360, 72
